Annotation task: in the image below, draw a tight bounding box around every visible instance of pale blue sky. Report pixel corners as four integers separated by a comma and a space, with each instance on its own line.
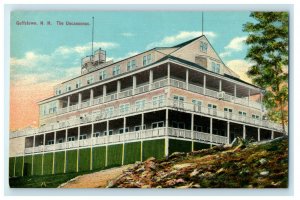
10, 11, 255, 84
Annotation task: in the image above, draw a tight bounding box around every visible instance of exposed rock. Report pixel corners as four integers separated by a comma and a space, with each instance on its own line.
260, 171, 269, 176
106, 137, 288, 188
190, 169, 200, 177
259, 158, 267, 165
169, 152, 186, 159
173, 163, 195, 170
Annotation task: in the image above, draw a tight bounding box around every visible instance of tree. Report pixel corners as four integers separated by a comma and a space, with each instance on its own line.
243, 12, 288, 133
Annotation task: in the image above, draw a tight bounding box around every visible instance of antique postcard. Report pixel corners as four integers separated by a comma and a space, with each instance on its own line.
9, 10, 289, 189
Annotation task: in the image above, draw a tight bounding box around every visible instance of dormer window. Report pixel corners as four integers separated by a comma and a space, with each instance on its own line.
99, 70, 107, 80
127, 59, 136, 71
143, 54, 152, 66
112, 65, 121, 76
87, 75, 94, 84
212, 62, 220, 73
76, 80, 82, 89
200, 41, 208, 53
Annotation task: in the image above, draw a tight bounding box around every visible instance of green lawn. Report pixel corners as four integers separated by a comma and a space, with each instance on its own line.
9, 166, 112, 188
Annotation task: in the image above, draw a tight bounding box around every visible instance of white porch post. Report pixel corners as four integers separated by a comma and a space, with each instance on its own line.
271, 130, 274, 139
186, 69, 189, 90
260, 92, 263, 112
67, 96, 70, 112
210, 117, 213, 147
191, 113, 194, 151
42, 133, 46, 175
132, 75, 137, 95
54, 131, 57, 146
258, 128, 261, 142
77, 126, 80, 172
77, 126, 80, 147
78, 93, 82, 109
43, 133, 46, 148
123, 117, 127, 133
234, 84, 237, 102
90, 88, 94, 106
167, 63, 171, 85
106, 121, 109, 136
64, 129, 68, 173
141, 113, 144, 130
149, 69, 153, 90
248, 88, 251, 105
65, 129, 68, 143
117, 80, 121, 99
33, 134, 36, 148
90, 123, 94, 170
165, 109, 169, 157
103, 85, 107, 97
105, 120, 109, 167
53, 131, 56, 174
227, 121, 230, 144
122, 117, 126, 165
219, 79, 222, 92
203, 74, 206, 95
243, 125, 246, 140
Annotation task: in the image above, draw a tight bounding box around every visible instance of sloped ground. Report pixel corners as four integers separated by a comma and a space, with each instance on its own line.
107, 137, 288, 188
59, 165, 133, 188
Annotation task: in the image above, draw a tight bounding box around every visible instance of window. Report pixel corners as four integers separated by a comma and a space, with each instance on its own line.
172, 121, 185, 129
47, 140, 54, 145
79, 134, 87, 140
194, 125, 203, 132
66, 84, 71, 92
135, 99, 146, 111
252, 114, 260, 119
127, 59, 136, 71
119, 127, 129, 134
99, 70, 107, 80
93, 132, 100, 137
68, 136, 75, 142
105, 107, 114, 117
224, 108, 233, 113
134, 125, 146, 131
119, 103, 130, 114
192, 99, 202, 106
153, 95, 165, 106
104, 130, 113, 135
87, 75, 94, 84
212, 62, 220, 73
200, 41, 208, 53
112, 65, 121, 76
152, 121, 164, 129
174, 95, 184, 102
55, 89, 61, 95
238, 111, 247, 116
48, 101, 57, 114
208, 104, 217, 109
76, 80, 82, 89
143, 54, 152, 66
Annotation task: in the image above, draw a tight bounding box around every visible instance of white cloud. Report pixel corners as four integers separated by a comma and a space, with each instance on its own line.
10, 41, 118, 85
55, 42, 119, 55
220, 36, 247, 59
226, 59, 253, 83
121, 32, 135, 37
225, 36, 247, 51
146, 31, 216, 49
107, 51, 139, 62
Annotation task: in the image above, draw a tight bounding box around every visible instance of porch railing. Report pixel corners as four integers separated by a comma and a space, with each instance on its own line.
24, 127, 231, 154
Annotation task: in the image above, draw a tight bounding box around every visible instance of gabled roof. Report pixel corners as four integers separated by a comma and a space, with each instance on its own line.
152, 54, 260, 90
172, 35, 203, 48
